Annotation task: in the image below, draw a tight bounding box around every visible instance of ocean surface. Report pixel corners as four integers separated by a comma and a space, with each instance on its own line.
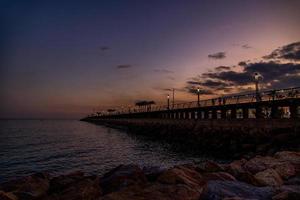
0, 120, 208, 183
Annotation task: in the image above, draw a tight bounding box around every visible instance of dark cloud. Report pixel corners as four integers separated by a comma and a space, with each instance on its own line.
215, 66, 231, 71
186, 41, 300, 95
116, 64, 132, 69
242, 44, 252, 49
238, 61, 247, 66
100, 46, 110, 51
153, 69, 174, 74
263, 41, 300, 61
208, 52, 226, 59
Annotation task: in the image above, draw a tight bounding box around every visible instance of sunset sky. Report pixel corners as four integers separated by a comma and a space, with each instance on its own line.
1, 0, 300, 119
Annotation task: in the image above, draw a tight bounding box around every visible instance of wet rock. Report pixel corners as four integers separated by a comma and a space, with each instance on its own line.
100, 164, 147, 194
201, 180, 275, 200
197, 161, 224, 173
103, 182, 203, 200
254, 169, 283, 187
1, 172, 50, 199
225, 159, 247, 177
46, 176, 101, 200
157, 165, 204, 189
274, 163, 296, 180
284, 176, 300, 185
275, 151, 300, 174
142, 166, 164, 182
203, 172, 236, 181
244, 156, 280, 174
273, 185, 300, 200
0, 191, 17, 200
49, 171, 85, 193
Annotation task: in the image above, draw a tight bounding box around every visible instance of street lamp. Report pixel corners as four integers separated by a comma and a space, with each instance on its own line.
253, 72, 263, 102
197, 87, 200, 107
167, 94, 170, 110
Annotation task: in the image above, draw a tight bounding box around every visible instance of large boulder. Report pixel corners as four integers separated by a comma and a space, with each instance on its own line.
0, 172, 50, 199
274, 163, 296, 180
46, 176, 101, 200
157, 165, 204, 189
0, 191, 17, 200
103, 182, 203, 200
201, 180, 275, 200
49, 171, 85, 193
273, 185, 300, 200
203, 172, 236, 181
275, 151, 300, 174
100, 164, 147, 194
243, 156, 280, 174
254, 169, 283, 187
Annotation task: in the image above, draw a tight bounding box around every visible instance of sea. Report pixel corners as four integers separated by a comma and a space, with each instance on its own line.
0, 119, 207, 183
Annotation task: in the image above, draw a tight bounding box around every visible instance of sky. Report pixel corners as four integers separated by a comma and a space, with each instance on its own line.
1, 0, 300, 119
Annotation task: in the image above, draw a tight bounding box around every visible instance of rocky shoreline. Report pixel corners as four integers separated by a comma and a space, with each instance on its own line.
1, 151, 300, 200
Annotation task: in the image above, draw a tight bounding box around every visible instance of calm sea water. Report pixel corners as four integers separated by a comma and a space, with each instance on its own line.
0, 120, 207, 183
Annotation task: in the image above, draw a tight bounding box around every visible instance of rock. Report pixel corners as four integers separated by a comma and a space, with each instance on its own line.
1, 172, 50, 199
274, 163, 296, 179
201, 180, 275, 200
103, 182, 203, 200
142, 166, 164, 182
284, 176, 300, 185
0, 191, 18, 200
273, 185, 300, 200
254, 169, 283, 186
157, 165, 204, 189
203, 172, 236, 181
225, 159, 247, 177
275, 151, 300, 174
244, 156, 280, 174
100, 164, 147, 194
47, 176, 101, 200
49, 171, 85, 193
197, 161, 224, 173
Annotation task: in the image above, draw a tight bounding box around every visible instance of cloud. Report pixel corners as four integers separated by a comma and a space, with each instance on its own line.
215, 66, 231, 71
153, 69, 174, 74
263, 41, 300, 61
186, 41, 300, 95
242, 44, 252, 49
116, 64, 132, 69
100, 46, 110, 51
208, 52, 226, 59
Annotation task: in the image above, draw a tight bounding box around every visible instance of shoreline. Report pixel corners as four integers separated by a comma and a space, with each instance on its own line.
1, 151, 299, 200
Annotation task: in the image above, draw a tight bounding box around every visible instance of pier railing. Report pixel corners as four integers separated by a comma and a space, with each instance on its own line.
91, 87, 300, 117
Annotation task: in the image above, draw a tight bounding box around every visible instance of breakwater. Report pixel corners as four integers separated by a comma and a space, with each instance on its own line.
1, 151, 299, 200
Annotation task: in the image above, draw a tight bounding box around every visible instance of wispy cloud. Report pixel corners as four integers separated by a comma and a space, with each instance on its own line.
208, 52, 226, 59
116, 64, 132, 69
153, 69, 174, 74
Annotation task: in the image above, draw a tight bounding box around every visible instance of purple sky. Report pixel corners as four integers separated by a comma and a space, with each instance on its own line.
1, 0, 300, 119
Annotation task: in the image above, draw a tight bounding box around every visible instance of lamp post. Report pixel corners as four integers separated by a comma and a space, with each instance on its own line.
253, 72, 262, 102
197, 87, 200, 107
167, 94, 170, 110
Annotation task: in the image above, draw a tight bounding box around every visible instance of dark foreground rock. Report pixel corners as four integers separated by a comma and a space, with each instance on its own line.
1, 151, 299, 200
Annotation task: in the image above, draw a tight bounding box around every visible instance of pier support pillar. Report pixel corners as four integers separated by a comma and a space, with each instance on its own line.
204, 110, 209, 119
243, 108, 249, 119
221, 109, 226, 119
271, 106, 278, 119
290, 105, 298, 119
231, 108, 237, 119
256, 106, 263, 119
212, 110, 217, 119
